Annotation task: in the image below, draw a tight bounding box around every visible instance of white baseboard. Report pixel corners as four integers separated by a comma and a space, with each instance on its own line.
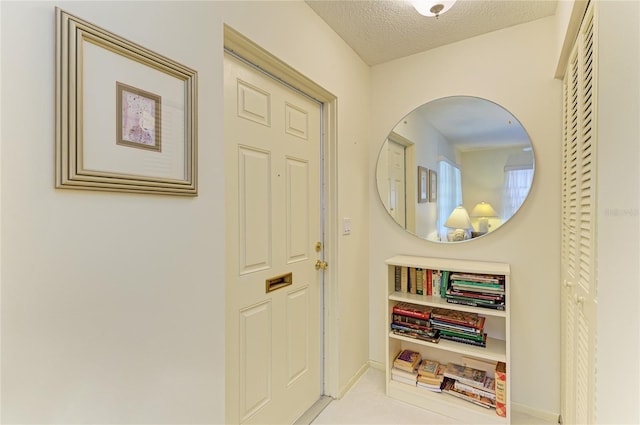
335, 362, 369, 399
368, 359, 385, 371
512, 402, 560, 424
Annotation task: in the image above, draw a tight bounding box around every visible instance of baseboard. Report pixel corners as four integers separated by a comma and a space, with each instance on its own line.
368, 359, 385, 371
512, 402, 560, 424
335, 362, 369, 399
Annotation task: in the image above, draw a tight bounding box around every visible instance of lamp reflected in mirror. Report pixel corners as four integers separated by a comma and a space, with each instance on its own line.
444, 205, 473, 241
471, 201, 498, 234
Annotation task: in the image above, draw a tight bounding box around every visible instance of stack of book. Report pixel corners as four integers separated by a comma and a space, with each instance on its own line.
391, 302, 440, 343
442, 362, 496, 409
416, 359, 445, 392
391, 349, 421, 386
445, 273, 505, 310
430, 308, 487, 347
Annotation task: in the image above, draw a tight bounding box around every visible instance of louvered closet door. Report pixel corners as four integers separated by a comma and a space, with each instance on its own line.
561, 3, 598, 424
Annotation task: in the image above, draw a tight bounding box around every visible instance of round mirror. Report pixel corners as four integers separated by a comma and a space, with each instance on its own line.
376, 96, 534, 243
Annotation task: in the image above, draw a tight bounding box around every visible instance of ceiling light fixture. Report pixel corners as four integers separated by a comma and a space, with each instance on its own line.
411, 0, 457, 18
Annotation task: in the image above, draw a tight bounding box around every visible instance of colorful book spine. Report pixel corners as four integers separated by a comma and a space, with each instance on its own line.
432, 271, 440, 298
400, 267, 408, 293
495, 362, 507, 417
446, 298, 506, 311
409, 267, 417, 294
416, 268, 424, 295
440, 270, 450, 298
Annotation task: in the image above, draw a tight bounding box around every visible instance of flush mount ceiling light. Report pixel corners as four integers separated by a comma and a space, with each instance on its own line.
411, 0, 457, 18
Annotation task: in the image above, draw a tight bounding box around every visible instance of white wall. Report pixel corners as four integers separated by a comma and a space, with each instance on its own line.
595, 1, 640, 423
1, 1, 370, 423
369, 16, 563, 417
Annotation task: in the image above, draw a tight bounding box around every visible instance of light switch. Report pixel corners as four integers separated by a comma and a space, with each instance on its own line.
343, 217, 352, 235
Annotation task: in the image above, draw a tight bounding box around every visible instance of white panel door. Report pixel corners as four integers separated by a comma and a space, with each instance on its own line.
224, 53, 323, 425
387, 139, 406, 227
561, 4, 597, 424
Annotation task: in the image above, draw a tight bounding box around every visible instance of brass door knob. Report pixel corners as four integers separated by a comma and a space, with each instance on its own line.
315, 260, 328, 270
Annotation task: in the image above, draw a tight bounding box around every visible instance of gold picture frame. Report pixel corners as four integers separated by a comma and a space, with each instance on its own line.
55, 8, 197, 195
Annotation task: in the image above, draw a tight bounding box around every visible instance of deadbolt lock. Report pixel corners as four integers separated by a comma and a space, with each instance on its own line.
315, 260, 328, 271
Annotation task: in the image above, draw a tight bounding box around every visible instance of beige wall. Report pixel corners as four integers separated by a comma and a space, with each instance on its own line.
594, 2, 640, 423
369, 16, 563, 417
0, 1, 370, 423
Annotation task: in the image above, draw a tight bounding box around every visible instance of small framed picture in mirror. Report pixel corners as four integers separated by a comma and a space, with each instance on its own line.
418, 166, 429, 203
429, 169, 438, 202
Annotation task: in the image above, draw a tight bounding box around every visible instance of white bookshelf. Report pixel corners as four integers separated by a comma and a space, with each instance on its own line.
385, 256, 511, 424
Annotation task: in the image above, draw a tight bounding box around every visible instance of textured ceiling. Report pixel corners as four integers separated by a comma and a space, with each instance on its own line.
305, 0, 558, 66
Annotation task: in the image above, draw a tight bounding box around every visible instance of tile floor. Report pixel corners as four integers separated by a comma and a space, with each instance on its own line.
311, 368, 555, 425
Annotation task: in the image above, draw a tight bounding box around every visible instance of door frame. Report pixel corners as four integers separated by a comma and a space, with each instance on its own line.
223, 25, 340, 399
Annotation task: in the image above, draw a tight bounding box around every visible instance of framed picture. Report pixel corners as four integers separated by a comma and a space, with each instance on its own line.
56, 8, 198, 195
429, 169, 438, 202
418, 166, 429, 203
116, 82, 162, 152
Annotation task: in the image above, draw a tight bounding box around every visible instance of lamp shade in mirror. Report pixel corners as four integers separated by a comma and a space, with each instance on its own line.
375, 96, 534, 243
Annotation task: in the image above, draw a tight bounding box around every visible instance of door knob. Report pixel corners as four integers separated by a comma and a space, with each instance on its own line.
315, 260, 328, 271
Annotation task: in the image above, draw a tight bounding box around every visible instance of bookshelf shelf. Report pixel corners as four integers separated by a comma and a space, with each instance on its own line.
385, 255, 511, 424
388, 292, 507, 318
388, 331, 507, 363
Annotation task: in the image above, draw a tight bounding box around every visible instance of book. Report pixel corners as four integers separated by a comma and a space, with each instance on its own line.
392, 313, 430, 329
454, 378, 496, 399
390, 323, 437, 337
400, 266, 408, 293
439, 329, 486, 342
416, 268, 424, 295
391, 374, 418, 387
450, 281, 505, 294
426, 269, 432, 295
440, 332, 487, 347
393, 349, 421, 372
462, 356, 498, 378
409, 267, 417, 294
446, 293, 504, 304
417, 362, 445, 386
416, 381, 442, 392
391, 321, 432, 335
444, 363, 486, 388
447, 289, 505, 302
392, 302, 432, 320
449, 273, 503, 283
430, 308, 485, 329
442, 378, 494, 409
430, 318, 483, 334
417, 359, 439, 378
440, 270, 450, 298
391, 325, 440, 344
446, 298, 506, 311
495, 361, 507, 418
391, 366, 418, 381
394, 265, 401, 292
432, 270, 440, 298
